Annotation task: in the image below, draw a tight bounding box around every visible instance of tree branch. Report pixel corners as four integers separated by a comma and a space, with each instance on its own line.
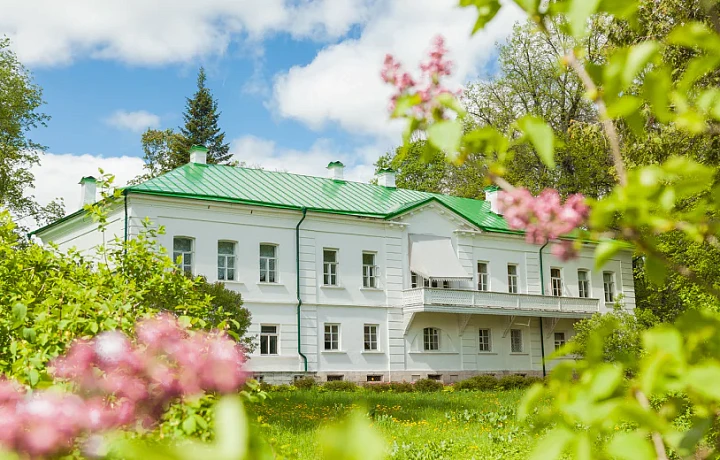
634, 389, 669, 460
565, 51, 628, 186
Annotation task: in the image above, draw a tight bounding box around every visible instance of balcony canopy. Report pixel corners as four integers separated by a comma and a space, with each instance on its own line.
409, 234, 471, 281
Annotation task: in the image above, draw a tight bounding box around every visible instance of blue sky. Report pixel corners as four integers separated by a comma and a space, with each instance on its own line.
2, 0, 522, 213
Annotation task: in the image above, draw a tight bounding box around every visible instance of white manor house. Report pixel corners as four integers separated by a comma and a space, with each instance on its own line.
32, 146, 635, 383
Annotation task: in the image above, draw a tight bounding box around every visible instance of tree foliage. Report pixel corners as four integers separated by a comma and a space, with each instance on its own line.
0, 210, 252, 388
171, 67, 231, 168
0, 37, 64, 226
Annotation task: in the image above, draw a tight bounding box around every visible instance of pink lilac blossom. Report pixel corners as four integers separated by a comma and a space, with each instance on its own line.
381, 35, 458, 121
499, 188, 589, 260
0, 313, 247, 458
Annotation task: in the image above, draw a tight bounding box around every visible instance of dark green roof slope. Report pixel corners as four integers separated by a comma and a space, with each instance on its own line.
126, 164, 511, 232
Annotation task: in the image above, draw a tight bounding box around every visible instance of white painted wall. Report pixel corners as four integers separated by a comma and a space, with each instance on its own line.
34, 193, 636, 379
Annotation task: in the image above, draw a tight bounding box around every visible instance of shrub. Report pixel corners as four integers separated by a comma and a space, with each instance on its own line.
363, 382, 392, 392
322, 380, 358, 392
0, 212, 252, 387
389, 381, 415, 393
498, 375, 532, 390
293, 377, 317, 390
414, 378, 444, 392
455, 374, 499, 391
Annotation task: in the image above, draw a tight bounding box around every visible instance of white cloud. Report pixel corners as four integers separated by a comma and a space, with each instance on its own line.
230, 135, 383, 182
105, 110, 161, 133
29, 152, 145, 212
0, 0, 375, 66
272, 0, 523, 140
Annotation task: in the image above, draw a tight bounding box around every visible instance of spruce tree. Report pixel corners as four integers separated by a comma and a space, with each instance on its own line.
171, 67, 231, 167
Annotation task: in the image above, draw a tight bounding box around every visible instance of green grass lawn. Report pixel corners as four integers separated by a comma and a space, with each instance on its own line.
246, 389, 537, 459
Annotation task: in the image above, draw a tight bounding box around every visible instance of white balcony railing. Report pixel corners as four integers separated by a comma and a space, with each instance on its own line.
402, 288, 599, 314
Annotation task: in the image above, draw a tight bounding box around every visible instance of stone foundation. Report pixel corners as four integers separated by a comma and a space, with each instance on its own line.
252, 370, 543, 385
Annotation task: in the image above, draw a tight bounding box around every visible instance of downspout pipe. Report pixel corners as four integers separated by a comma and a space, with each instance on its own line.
123, 190, 129, 245
296, 207, 308, 372
538, 241, 549, 378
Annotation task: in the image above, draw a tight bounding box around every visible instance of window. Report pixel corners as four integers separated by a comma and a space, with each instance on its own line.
326, 375, 344, 382
510, 329, 523, 353
428, 374, 443, 381
324, 324, 340, 351
578, 270, 590, 298
367, 375, 383, 382
478, 328, 491, 352
412, 273, 450, 289
603, 272, 615, 302
477, 262, 489, 291
260, 325, 278, 355
362, 252, 377, 288
173, 237, 193, 275
554, 332, 566, 351
323, 249, 339, 286
259, 244, 278, 283
551, 268, 562, 297
423, 327, 440, 351
364, 324, 378, 351
217, 241, 236, 281
507, 264, 519, 293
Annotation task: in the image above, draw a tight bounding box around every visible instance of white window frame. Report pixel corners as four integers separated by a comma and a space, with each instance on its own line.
259, 244, 278, 283
507, 264, 519, 294
423, 327, 440, 351
478, 328, 492, 352
173, 236, 194, 275
362, 252, 378, 288
364, 324, 379, 351
324, 323, 340, 351
477, 262, 489, 292
260, 325, 279, 355
577, 269, 590, 298
603, 272, 615, 303
323, 248, 339, 286
510, 329, 523, 353
217, 240, 237, 281
554, 332, 566, 351
551, 268, 563, 297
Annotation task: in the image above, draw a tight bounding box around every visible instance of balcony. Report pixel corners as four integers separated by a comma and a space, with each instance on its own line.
402, 288, 600, 317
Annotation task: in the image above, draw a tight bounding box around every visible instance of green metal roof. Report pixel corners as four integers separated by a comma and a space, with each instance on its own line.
126, 164, 512, 232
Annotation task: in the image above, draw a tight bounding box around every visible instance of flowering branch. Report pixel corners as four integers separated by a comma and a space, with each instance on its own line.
0, 314, 247, 458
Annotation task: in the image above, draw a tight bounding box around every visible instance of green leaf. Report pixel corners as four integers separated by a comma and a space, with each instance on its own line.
392, 93, 422, 118
182, 415, 197, 435
460, 0, 502, 34
529, 428, 573, 460
621, 42, 659, 89
606, 95, 642, 118
667, 22, 720, 52
518, 383, 544, 420
12, 302, 26, 322
687, 364, 720, 400
435, 92, 467, 118
567, 0, 600, 37
588, 364, 623, 400
594, 240, 624, 268
517, 115, 555, 168
606, 432, 655, 460
643, 67, 673, 122
427, 119, 463, 154
645, 256, 667, 285
214, 396, 247, 460
319, 410, 386, 460
28, 369, 39, 387
598, 0, 638, 18
22, 327, 36, 342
